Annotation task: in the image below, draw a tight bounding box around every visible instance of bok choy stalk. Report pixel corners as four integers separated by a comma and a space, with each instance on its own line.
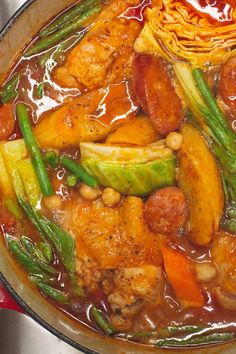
174, 63, 236, 230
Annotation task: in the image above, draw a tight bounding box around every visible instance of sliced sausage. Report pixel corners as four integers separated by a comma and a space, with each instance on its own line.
132, 54, 183, 136
144, 186, 188, 234
219, 56, 236, 110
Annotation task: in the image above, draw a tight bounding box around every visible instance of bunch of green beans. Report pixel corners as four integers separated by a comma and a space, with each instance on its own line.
6, 235, 55, 279
25, 0, 103, 57
18, 197, 76, 281
39, 0, 102, 37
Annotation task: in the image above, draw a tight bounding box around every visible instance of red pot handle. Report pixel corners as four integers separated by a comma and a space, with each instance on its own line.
0, 282, 24, 313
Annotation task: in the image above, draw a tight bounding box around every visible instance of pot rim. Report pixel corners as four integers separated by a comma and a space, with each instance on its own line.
0, 271, 96, 353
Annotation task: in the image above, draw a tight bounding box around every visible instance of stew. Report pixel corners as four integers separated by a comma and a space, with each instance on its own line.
1, 0, 236, 348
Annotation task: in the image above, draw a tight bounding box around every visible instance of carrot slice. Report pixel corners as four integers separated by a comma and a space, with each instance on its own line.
162, 246, 204, 308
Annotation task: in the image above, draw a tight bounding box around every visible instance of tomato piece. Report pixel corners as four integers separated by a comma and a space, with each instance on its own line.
132, 54, 183, 136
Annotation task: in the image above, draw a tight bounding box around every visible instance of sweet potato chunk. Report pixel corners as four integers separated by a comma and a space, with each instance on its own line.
178, 124, 224, 246
132, 53, 183, 136
106, 114, 158, 146
34, 81, 138, 149
66, 0, 141, 89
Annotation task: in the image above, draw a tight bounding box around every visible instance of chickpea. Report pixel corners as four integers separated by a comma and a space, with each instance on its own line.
165, 132, 183, 150
102, 187, 121, 207
79, 183, 100, 200
195, 262, 217, 282
43, 195, 62, 211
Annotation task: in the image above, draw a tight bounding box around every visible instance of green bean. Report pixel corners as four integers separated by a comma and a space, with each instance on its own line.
67, 174, 78, 187
154, 332, 235, 348
35, 82, 44, 99
7, 234, 57, 277
221, 219, 236, 233
39, 42, 66, 68
29, 274, 54, 285
25, 6, 101, 57
39, 0, 102, 37
36, 283, 69, 303
16, 103, 53, 196
60, 155, 98, 188
21, 236, 36, 254
226, 207, 236, 219
6, 236, 46, 275
162, 325, 205, 336
36, 261, 57, 275
193, 69, 231, 131
39, 32, 85, 67
127, 325, 205, 339
193, 69, 236, 153
18, 197, 75, 280
0, 74, 20, 103
44, 150, 58, 168
33, 247, 46, 262
1, 91, 18, 104
38, 242, 53, 263
91, 306, 115, 335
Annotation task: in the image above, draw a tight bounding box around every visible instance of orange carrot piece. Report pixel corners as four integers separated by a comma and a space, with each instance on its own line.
162, 246, 204, 308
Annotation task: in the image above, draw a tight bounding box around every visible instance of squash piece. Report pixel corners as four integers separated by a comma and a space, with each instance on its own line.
178, 124, 224, 246
17, 159, 42, 207
106, 115, 158, 146
0, 150, 13, 197
0, 139, 27, 198
34, 81, 137, 149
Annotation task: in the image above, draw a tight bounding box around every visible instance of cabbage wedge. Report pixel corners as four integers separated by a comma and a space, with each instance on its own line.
134, 0, 236, 67
80, 142, 176, 196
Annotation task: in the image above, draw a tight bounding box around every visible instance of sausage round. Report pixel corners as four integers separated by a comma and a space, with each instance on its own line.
144, 186, 188, 234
